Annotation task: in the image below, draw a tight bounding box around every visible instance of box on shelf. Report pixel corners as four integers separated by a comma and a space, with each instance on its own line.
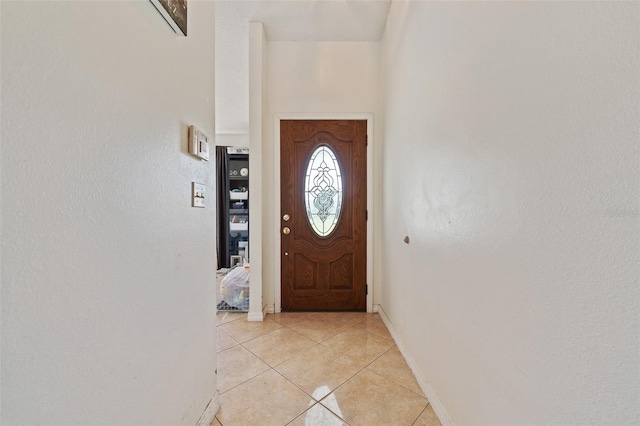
230, 191, 248, 200
230, 222, 248, 231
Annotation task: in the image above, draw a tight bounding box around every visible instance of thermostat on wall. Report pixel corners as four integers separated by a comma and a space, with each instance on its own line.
189, 125, 210, 161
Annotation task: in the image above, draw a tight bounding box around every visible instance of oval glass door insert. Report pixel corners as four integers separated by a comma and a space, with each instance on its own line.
304, 145, 343, 237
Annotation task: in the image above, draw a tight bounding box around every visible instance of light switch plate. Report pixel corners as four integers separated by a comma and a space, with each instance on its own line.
192, 182, 205, 208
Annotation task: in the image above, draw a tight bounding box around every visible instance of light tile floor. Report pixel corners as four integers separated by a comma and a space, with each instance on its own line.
214, 311, 441, 426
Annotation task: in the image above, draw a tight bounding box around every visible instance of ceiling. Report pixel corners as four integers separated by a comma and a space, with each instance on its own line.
215, 0, 392, 133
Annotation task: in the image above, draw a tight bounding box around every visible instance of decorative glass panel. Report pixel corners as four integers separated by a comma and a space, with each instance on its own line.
304, 146, 343, 237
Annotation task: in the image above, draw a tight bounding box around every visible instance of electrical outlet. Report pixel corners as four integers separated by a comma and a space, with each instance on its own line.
192, 182, 205, 208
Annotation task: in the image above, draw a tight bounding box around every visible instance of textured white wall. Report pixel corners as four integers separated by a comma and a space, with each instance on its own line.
215, 0, 252, 133
247, 22, 267, 320
213, 1, 390, 135
381, 1, 639, 424
263, 42, 382, 310
1, 2, 217, 424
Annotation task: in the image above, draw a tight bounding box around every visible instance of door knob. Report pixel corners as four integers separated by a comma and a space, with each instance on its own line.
283, 214, 290, 221
282, 227, 291, 235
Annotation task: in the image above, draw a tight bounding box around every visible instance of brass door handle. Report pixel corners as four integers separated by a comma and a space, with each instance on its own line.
282, 227, 291, 235
283, 214, 290, 221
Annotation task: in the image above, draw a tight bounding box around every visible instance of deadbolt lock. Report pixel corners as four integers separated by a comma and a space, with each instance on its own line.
282, 227, 291, 235
283, 214, 290, 221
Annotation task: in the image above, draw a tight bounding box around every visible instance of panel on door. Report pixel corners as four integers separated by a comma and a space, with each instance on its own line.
281, 120, 367, 311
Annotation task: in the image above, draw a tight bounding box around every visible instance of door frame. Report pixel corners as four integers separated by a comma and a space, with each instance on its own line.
274, 113, 374, 313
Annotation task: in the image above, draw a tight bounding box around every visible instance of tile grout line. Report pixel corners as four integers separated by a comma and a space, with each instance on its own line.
272, 364, 354, 426
217, 366, 269, 397
362, 364, 429, 403
216, 412, 225, 426
268, 319, 390, 405
365, 363, 430, 400
315, 401, 353, 426
358, 321, 430, 400
316, 353, 428, 426
240, 337, 319, 370
216, 313, 404, 426
216, 343, 271, 396
216, 328, 240, 353
222, 324, 329, 397
284, 400, 354, 426
220, 321, 286, 345
216, 317, 316, 398
316, 342, 395, 402
364, 345, 430, 399
411, 403, 433, 426
215, 312, 246, 326
270, 365, 319, 406
256, 365, 319, 426
307, 328, 399, 424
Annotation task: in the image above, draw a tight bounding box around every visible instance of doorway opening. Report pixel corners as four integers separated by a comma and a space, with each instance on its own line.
216, 146, 250, 312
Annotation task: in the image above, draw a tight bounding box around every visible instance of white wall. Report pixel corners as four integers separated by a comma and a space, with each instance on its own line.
214, 1, 255, 135
1, 2, 217, 424
247, 22, 267, 320
264, 41, 382, 311
380, 1, 639, 424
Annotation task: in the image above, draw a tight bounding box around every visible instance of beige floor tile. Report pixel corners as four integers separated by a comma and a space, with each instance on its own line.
287, 318, 351, 343
216, 311, 245, 325
321, 327, 395, 366
414, 405, 442, 426
215, 313, 436, 426
217, 345, 270, 394
243, 328, 317, 367
322, 369, 427, 426
218, 316, 284, 343
276, 344, 364, 400
313, 312, 368, 326
288, 403, 348, 426
367, 346, 425, 397
270, 312, 318, 325
217, 369, 313, 426
217, 328, 239, 353
351, 315, 393, 340
320, 327, 369, 353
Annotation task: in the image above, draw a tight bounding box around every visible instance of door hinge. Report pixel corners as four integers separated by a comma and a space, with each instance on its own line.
366, 210, 368, 221
366, 284, 368, 295
366, 135, 368, 146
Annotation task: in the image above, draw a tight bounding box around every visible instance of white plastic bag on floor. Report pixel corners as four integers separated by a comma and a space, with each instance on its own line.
220, 264, 250, 309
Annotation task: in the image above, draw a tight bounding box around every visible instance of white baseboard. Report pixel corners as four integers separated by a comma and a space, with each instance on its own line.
247, 310, 264, 321
377, 306, 453, 426
372, 304, 380, 313
196, 392, 219, 426
247, 304, 272, 321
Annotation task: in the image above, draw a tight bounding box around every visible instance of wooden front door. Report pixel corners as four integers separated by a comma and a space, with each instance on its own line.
280, 120, 367, 311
